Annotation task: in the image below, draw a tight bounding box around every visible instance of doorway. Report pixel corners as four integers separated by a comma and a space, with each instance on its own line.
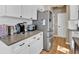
57, 13, 67, 37
53, 5, 67, 38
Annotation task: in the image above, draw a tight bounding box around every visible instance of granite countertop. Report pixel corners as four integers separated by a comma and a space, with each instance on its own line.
73, 37, 79, 47
0, 30, 41, 46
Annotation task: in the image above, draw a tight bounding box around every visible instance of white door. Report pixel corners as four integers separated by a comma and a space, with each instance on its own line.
57, 13, 67, 37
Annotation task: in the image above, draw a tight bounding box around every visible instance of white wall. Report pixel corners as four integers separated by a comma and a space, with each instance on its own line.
0, 16, 32, 26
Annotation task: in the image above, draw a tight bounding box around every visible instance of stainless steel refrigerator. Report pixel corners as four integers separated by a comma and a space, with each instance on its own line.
34, 10, 53, 51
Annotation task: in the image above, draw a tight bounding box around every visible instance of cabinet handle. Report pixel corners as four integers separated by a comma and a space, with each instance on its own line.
19, 43, 25, 46
20, 16, 22, 18
30, 18, 32, 19
37, 38, 40, 40
33, 37, 36, 39
28, 45, 30, 47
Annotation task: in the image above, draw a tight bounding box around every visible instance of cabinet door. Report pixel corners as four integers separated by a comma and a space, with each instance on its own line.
37, 32, 43, 53
31, 6, 37, 20
22, 5, 37, 20
11, 39, 30, 54
18, 42, 30, 54
6, 5, 21, 17
29, 34, 43, 54
0, 5, 6, 16
22, 5, 32, 19
70, 5, 78, 20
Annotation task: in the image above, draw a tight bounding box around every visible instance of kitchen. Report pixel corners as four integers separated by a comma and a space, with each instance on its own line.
0, 5, 79, 54
0, 5, 53, 54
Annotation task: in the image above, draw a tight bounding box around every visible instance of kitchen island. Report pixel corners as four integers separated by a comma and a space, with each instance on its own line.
0, 30, 43, 54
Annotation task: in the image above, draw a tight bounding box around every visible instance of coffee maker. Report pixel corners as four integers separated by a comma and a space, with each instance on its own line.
15, 23, 25, 34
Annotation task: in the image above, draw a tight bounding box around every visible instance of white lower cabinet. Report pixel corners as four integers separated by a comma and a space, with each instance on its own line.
29, 37, 43, 54
17, 43, 30, 54
0, 32, 43, 54
11, 40, 30, 54
29, 32, 43, 54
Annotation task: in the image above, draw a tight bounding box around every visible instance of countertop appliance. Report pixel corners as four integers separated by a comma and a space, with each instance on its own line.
33, 10, 53, 51
27, 24, 37, 31
8, 26, 14, 35
0, 24, 8, 38
15, 23, 25, 34
23, 22, 27, 31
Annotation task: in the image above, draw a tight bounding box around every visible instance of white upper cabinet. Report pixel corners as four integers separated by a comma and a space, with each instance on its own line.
22, 5, 33, 19
22, 5, 38, 20
0, 5, 45, 20
0, 5, 6, 16
21, 5, 45, 20
70, 5, 79, 20
6, 5, 21, 17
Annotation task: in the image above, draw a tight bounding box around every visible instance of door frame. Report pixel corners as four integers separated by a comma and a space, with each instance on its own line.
53, 12, 67, 38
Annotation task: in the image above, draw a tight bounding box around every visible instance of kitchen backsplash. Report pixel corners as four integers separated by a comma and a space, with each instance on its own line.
0, 16, 32, 38
0, 16, 32, 26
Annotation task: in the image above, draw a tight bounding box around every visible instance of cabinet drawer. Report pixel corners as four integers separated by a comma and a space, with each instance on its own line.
29, 35, 39, 43
37, 32, 43, 36
11, 39, 29, 53
28, 32, 43, 43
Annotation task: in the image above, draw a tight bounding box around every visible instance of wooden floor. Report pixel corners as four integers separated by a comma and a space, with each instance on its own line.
41, 37, 71, 54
